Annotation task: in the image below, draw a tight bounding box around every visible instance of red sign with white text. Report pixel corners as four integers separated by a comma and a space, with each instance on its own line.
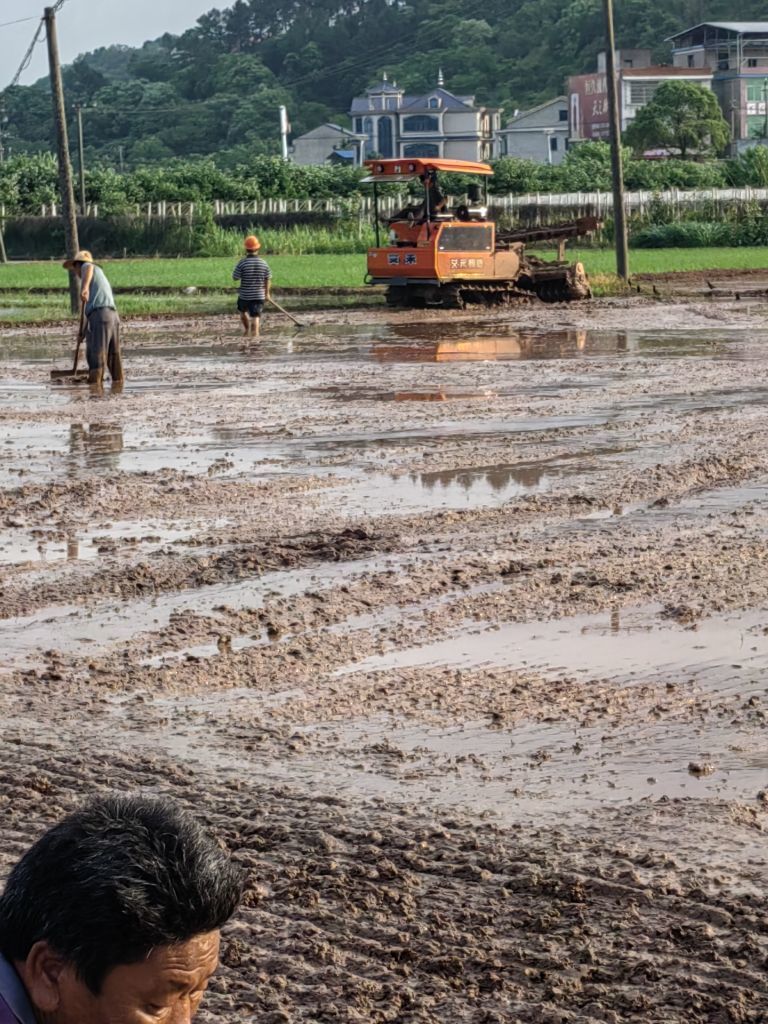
568, 73, 610, 141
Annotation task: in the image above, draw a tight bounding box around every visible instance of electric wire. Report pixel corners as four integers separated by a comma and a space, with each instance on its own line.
4, 18, 44, 92
0, 16, 39, 29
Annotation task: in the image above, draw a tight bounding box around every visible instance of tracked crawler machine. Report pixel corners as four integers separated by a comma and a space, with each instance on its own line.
364, 158, 599, 308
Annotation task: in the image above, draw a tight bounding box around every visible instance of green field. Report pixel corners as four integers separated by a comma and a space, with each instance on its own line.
572, 247, 768, 276
1, 248, 766, 324
0, 255, 367, 291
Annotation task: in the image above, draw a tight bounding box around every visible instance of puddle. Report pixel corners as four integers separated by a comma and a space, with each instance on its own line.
329, 458, 600, 514
0, 553, 410, 671
0, 520, 218, 568
339, 603, 768, 686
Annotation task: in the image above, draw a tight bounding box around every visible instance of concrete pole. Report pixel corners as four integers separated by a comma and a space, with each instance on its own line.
603, 0, 629, 281
45, 6, 80, 313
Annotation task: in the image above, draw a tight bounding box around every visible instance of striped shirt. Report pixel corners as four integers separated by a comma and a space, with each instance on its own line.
233, 255, 272, 300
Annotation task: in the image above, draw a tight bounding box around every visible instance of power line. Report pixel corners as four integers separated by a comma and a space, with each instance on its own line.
0, 16, 40, 29
2, 0, 76, 94
4, 19, 44, 92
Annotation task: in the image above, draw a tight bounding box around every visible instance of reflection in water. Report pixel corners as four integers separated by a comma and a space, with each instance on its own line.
69, 423, 125, 474
374, 329, 618, 364
413, 462, 550, 494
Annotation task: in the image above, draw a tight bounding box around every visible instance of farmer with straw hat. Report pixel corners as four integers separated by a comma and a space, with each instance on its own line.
62, 250, 124, 385
232, 235, 272, 340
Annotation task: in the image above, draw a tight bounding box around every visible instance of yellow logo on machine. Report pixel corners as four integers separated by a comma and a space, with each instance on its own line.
450, 258, 485, 270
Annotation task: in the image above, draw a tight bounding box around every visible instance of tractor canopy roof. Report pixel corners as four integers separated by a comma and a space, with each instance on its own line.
362, 158, 493, 182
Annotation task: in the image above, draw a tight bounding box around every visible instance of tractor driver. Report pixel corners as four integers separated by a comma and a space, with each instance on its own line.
421, 171, 447, 220
388, 170, 448, 226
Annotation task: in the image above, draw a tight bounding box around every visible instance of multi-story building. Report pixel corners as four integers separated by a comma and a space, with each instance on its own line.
497, 97, 569, 165
349, 72, 502, 162
668, 22, 768, 150
568, 49, 713, 144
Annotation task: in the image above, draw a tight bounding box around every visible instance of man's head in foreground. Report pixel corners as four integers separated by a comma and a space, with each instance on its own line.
0, 794, 243, 1024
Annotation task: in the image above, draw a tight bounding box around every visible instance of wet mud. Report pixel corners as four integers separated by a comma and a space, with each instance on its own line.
2, 300, 768, 1021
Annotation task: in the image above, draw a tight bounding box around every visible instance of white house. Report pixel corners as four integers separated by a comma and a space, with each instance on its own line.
290, 123, 367, 166
497, 97, 569, 165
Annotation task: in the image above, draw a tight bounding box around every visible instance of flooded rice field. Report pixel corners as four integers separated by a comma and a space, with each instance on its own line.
2, 299, 768, 1022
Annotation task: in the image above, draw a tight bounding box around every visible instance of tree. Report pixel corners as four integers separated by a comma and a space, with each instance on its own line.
624, 81, 730, 159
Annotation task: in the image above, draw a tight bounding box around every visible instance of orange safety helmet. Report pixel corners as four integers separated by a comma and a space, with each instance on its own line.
244, 235, 261, 251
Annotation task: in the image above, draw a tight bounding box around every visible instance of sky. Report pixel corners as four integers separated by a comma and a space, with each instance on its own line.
1, 0, 219, 88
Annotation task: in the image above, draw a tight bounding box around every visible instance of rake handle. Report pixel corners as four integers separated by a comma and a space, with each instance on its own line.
72, 306, 86, 373
268, 296, 305, 328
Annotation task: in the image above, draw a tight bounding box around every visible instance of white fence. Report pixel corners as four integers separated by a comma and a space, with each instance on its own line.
8, 187, 768, 221
492, 187, 768, 214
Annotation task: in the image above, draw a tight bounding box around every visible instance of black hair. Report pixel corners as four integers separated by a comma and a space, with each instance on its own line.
0, 794, 244, 992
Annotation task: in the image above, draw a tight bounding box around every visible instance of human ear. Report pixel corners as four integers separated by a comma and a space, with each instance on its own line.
23, 941, 66, 1014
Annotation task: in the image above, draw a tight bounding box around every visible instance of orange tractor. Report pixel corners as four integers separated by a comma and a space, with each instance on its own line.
364, 158, 599, 309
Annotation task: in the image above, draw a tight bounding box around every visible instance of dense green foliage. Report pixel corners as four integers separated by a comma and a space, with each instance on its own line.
5, 0, 768, 165
624, 82, 731, 158
5, 144, 768, 220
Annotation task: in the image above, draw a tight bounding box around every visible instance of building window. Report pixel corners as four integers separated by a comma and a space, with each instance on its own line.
748, 58, 759, 68
558, 109, 568, 122
355, 118, 363, 133
402, 114, 440, 133
363, 117, 374, 157
403, 142, 440, 157
428, 97, 440, 109
688, 55, 695, 67
386, 96, 398, 110
629, 81, 658, 106
377, 117, 394, 158
550, 136, 559, 152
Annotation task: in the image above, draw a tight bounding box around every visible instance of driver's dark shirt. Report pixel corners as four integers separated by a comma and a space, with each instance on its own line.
0, 956, 36, 1024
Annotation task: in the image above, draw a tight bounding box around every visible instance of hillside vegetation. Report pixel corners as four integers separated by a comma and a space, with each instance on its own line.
5, 0, 768, 166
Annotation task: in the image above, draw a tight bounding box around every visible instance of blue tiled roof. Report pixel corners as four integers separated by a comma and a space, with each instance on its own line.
401, 88, 474, 111
351, 87, 477, 114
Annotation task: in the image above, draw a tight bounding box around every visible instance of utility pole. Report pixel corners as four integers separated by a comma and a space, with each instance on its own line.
45, 5, 80, 313
0, 97, 7, 165
603, 0, 629, 282
75, 103, 86, 214
279, 105, 290, 161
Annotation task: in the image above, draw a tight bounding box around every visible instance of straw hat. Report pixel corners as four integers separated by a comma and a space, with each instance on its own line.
244, 235, 261, 251
62, 249, 94, 270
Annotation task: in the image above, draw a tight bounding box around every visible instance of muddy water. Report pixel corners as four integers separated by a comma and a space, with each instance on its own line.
4, 307, 768, 1021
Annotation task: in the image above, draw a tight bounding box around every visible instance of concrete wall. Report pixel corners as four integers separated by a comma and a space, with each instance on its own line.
443, 138, 484, 160
291, 129, 362, 166
446, 111, 481, 135
499, 129, 568, 165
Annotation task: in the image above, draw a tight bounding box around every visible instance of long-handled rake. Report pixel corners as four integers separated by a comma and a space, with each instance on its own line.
268, 296, 307, 329
50, 306, 89, 381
